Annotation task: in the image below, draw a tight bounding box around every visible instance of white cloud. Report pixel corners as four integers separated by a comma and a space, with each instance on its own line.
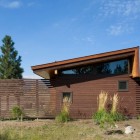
82, 36, 95, 44
7, 1, 21, 8
108, 25, 123, 36
107, 23, 133, 36
0, 0, 22, 9
74, 35, 95, 44
100, 0, 139, 36
27, 2, 35, 7
100, 0, 140, 17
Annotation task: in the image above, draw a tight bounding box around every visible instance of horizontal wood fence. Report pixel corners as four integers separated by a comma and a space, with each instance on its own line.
0, 79, 56, 119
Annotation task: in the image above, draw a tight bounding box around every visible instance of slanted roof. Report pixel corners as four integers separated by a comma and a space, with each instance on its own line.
32, 46, 140, 79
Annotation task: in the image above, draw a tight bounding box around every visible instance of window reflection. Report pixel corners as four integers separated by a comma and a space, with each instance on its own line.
60, 59, 128, 75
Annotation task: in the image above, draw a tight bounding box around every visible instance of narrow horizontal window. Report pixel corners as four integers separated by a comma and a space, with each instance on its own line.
60, 59, 129, 75
118, 81, 128, 91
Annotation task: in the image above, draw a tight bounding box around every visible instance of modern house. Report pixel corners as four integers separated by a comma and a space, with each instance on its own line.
32, 46, 140, 118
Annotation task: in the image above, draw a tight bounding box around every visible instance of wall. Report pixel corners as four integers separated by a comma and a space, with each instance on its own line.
52, 74, 137, 118
0, 79, 56, 119
0, 75, 139, 119
135, 79, 140, 115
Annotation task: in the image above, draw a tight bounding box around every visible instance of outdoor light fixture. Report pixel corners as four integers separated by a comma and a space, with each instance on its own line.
54, 70, 58, 75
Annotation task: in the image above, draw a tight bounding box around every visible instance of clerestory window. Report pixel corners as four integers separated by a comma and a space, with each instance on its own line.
60, 59, 129, 75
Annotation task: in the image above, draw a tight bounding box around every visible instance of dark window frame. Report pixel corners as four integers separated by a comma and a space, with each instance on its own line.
62, 92, 73, 103
118, 80, 128, 91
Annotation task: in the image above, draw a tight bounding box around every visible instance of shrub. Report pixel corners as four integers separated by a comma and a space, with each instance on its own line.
110, 112, 125, 121
93, 109, 115, 128
93, 109, 109, 127
137, 115, 140, 119
55, 97, 71, 123
92, 91, 124, 128
93, 91, 113, 128
12, 106, 23, 121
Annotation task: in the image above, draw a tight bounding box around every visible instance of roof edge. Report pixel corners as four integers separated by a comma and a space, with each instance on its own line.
32, 46, 139, 71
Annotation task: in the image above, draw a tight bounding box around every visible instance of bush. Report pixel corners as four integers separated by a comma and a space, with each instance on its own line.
110, 112, 125, 121
55, 111, 70, 123
93, 109, 107, 124
55, 98, 71, 123
92, 91, 124, 128
12, 106, 23, 121
93, 109, 114, 128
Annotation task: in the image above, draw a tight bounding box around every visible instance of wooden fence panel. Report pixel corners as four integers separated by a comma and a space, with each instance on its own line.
0, 79, 56, 119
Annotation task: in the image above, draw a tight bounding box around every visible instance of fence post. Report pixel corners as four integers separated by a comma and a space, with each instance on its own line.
36, 80, 39, 117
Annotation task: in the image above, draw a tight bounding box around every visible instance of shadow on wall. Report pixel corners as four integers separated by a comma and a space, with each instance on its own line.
51, 73, 129, 87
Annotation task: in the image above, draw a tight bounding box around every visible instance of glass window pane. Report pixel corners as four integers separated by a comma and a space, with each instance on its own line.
62, 92, 72, 103
118, 81, 128, 91
60, 59, 128, 75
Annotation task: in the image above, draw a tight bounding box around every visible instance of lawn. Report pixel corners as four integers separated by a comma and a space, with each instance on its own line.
0, 119, 140, 140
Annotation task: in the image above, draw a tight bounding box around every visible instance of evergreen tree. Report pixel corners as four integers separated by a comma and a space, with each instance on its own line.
0, 35, 24, 79
114, 64, 123, 74
96, 63, 112, 74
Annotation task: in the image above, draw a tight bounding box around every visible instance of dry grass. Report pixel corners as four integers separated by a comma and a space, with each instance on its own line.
62, 97, 71, 115
0, 119, 140, 140
111, 93, 119, 114
55, 97, 71, 122
98, 90, 108, 111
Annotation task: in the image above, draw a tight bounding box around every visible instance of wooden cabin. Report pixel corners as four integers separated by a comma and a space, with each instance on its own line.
32, 46, 140, 118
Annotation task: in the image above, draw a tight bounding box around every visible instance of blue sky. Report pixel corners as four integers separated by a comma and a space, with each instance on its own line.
0, 0, 140, 78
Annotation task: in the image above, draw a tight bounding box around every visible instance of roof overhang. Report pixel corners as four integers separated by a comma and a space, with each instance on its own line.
31, 46, 140, 79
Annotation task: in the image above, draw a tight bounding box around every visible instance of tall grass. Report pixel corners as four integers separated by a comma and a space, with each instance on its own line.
98, 90, 108, 112
55, 97, 71, 123
110, 93, 124, 121
93, 91, 124, 128
93, 91, 113, 127
111, 93, 119, 114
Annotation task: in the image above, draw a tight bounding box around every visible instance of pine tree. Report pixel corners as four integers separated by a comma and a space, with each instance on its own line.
0, 35, 24, 79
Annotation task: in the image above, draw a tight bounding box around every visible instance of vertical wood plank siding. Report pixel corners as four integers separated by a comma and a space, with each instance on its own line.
0, 79, 56, 118
52, 74, 138, 118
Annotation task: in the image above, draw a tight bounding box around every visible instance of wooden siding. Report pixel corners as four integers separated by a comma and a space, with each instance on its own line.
0, 76, 139, 119
135, 80, 140, 114
0, 79, 56, 119
52, 74, 138, 118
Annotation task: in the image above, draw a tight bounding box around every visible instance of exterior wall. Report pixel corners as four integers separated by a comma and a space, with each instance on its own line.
0, 76, 139, 119
0, 79, 56, 119
51, 74, 137, 118
135, 80, 140, 115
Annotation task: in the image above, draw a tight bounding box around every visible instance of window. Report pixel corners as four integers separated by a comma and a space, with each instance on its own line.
118, 81, 128, 91
62, 92, 72, 103
60, 59, 129, 75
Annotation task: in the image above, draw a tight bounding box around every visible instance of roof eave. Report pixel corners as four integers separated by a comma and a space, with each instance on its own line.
32, 46, 140, 79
